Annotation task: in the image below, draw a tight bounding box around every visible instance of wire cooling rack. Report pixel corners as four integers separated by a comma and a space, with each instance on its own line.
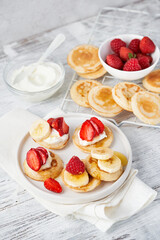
61, 7, 160, 129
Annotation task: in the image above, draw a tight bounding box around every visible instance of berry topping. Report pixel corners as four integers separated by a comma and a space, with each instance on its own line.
44, 178, 62, 193
36, 147, 48, 164
138, 56, 150, 69
110, 38, 126, 54
140, 36, 155, 54
123, 58, 142, 71
119, 47, 134, 61
137, 53, 152, 64
79, 120, 95, 141
26, 148, 43, 171
128, 39, 140, 53
66, 156, 85, 175
90, 117, 104, 133
47, 117, 69, 136
106, 54, 123, 70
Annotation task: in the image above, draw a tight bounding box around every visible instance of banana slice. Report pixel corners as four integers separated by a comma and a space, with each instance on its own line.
64, 170, 89, 187
114, 151, 128, 166
98, 155, 121, 173
91, 147, 114, 160
29, 119, 51, 142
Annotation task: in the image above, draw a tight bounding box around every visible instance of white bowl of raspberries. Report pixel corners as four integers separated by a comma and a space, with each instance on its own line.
99, 34, 160, 80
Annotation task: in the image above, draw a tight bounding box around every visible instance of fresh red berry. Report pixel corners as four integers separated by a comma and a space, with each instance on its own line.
137, 53, 152, 64
36, 147, 48, 164
119, 47, 134, 61
80, 120, 95, 141
106, 54, 123, 70
47, 118, 54, 126
89, 120, 99, 136
26, 148, 43, 171
110, 38, 126, 54
66, 156, 85, 175
47, 117, 69, 136
44, 178, 62, 193
128, 39, 140, 53
90, 117, 104, 133
138, 56, 150, 69
123, 58, 142, 71
140, 36, 155, 54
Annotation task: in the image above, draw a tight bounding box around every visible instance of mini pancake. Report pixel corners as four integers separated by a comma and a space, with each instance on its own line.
131, 91, 160, 125
61, 169, 101, 192
88, 85, 123, 117
37, 135, 69, 150
84, 155, 123, 181
143, 69, 160, 93
23, 152, 64, 181
67, 45, 101, 74
77, 66, 107, 79
72, 125, 113, 153
70, 79, 102, 107
112, 82, 144, 111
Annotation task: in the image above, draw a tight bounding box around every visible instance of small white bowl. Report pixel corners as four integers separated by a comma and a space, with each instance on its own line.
99, 34, 160, 81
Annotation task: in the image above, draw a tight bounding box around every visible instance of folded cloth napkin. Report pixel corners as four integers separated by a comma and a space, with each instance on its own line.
0, 109, 157, 232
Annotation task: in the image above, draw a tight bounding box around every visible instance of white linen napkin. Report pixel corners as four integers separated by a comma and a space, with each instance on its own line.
0, 109, 157, 232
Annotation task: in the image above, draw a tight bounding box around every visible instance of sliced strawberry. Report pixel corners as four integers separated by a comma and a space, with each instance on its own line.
90, 120, 100, 136
90, 117, 104, 133
47, 118, 54, 126
36, 147, 48, 165
44, 178, 62, 193
79, 120, 95, 141
62, 119, 69, 134
66, 156, 85, 175
26, 148, 43, 171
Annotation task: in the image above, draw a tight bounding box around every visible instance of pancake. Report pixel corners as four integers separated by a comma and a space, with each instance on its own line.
112, 82, 144, 111
131, 91, 160, 125
37, 135, 69, 150
143, 69, 160, 93
70, 79, 102, 107
77, 66, 107, 79
88, 85, 123, 117
61, 169, 101, 192
84, 155, 123, 181
72, 125, 113, 153
23, 152, 63, 181
67, 45, 101, 74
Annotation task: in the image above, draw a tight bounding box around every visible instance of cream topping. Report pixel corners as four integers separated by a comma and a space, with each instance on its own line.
78, 130, 106, 146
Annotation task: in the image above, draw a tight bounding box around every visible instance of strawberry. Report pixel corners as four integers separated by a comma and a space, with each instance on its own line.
90, 120, 100, 136
140, 36, 155, 54
44, 178, 62, 193
128, 39, 140, 53
110, 38, 126, 54
66, 156, 85, 175
90, 117, 104, 133
138, 56, 150, 69
26, 148, 43, 171
80, 120, 95, 141
123, 58, 142, 71
137, 53, 152, 64
62, 118, 69, 134
106, 54, 123, 70
119, 47, 134, 61
47, 117, 69, 136
36, 147, 48, 164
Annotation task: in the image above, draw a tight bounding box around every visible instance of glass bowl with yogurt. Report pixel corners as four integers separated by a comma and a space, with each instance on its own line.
3, 53, 65, 102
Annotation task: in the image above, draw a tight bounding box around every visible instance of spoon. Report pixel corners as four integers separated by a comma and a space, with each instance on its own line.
13, 33, 65, 84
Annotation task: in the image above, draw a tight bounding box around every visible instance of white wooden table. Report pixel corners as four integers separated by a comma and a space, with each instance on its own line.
0, 5, 160, 240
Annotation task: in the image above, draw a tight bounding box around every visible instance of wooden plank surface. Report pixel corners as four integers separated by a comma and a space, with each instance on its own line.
0, 9, 160, 240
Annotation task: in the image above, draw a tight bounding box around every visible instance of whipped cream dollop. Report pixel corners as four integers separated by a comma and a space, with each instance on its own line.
43, 128, 69, 144
11, 62, 63, 92
78, 130, 107, 146
40, 151, 52, 170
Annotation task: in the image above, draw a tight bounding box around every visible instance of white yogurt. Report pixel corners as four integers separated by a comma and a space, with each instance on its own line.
43, 128, 69, 145
78, 130, 107, 146
11, 62, 62, 92
40, 151, 52, 170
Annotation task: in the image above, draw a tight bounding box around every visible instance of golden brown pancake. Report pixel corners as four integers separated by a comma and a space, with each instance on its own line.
77, 66, 107, 79
143, 69, 160, 93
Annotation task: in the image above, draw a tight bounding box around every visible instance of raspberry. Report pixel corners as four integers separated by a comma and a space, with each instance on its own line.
110, 38, 126, 54
128, 39, 140, 53
138, 56, 150, 69
123, 58, 142, 71
66, 156, 85, 175
106, 54, 123, 70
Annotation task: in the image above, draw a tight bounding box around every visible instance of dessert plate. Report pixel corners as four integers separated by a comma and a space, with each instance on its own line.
16, 113, 132, 204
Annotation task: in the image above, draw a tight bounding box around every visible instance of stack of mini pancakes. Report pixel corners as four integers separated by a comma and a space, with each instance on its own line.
67, 45, 107, 79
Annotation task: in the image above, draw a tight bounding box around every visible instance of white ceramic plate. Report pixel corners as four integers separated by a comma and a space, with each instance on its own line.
16, 113, 132, 204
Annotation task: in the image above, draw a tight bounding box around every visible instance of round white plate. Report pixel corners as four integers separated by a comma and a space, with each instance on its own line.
16, 113, 132, 204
